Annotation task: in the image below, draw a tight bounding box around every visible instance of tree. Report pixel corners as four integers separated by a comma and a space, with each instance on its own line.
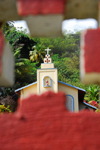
53, 57, 79, 83
4, 26, 36, 59
29, 43, 46, 65
2, 21, 14, 37
32, 31, 80, 57
84, 85, 99, 102
0, 22, 37, 96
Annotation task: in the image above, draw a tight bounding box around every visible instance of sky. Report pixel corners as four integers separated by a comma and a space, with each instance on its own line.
62, 18, 98, 33
14, 20, 30, 33
14, 18, 98, 34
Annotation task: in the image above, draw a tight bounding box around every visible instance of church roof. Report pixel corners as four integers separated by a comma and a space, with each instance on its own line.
83, 102, 97, 110
15, 81, 98, 110
58, 81, 85, 92
15, 81, 85, 92
58, 81, 86, 103
15, 81, 37, 92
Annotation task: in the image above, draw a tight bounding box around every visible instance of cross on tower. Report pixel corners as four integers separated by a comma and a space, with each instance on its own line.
45, 47, 51, 55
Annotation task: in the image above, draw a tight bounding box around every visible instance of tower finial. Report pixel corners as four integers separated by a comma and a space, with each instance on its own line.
45, 47, 51, 55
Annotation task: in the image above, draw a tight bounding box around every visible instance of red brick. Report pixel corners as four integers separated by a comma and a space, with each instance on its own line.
0, 30, 4, 75
17, 0, 65, 16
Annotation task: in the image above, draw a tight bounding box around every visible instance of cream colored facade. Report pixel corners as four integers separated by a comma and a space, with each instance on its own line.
58, 82, 79, 112
37, 68, 58, 94
20, 82, 37, 100
37, 49, 58, 95
16, 81, 83, 112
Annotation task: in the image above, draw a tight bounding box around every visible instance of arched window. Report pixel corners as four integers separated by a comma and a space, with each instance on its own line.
66, 95, 74, 112
43, 76, 51, 87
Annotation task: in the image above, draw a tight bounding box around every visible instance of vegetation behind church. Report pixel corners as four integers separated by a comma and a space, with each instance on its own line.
0, 23, 99, 111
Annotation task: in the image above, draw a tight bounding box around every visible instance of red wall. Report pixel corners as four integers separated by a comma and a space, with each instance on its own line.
0, 91, 100, 150
17, 0, 65, 16
84, 29, 100, 73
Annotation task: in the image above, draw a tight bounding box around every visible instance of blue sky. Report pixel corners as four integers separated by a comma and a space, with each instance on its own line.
14, 18, 98, 34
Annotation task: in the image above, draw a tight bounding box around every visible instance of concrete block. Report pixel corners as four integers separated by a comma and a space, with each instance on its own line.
0, 30, 14, 86
0, 0, 20, 22
17, 0, 65, 37
80, 29, 100, 84
65, 0, 98, 20
23, 15, 63, 37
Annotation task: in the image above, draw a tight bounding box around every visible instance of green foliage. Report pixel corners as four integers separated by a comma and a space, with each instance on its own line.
1, 22, 38, 95
2, 21, 14, 37
29, 43, 46, 64
52, 54, 60, 62
0, 105, 11, 113
5, 28, 36, 59
84, 85, 99, 102
32, 31, 80, 57
32, 32, 82, 90
95, 108, 100, 113
88, 101, 99, 109
1, 88, 14, 97
15, 59, 37, 88
2, 24, 99, 105
52, 54, 79, 83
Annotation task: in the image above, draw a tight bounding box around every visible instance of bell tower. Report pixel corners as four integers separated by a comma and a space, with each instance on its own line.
37, 48, 58, 94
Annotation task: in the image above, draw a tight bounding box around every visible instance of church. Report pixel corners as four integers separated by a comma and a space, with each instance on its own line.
15, 48, 97, 112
